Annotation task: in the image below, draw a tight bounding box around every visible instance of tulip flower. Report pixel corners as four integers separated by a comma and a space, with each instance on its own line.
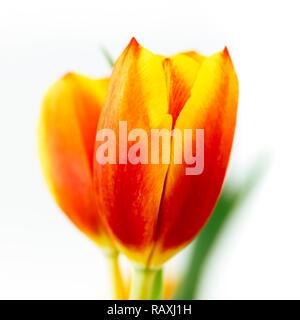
38, 73, 125, 299
94, 38, 238, 299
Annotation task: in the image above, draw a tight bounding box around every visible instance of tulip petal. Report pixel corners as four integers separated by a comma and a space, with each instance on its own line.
149, 48, 239, 266
163, 54, 203, 125
94, 38, 172, 264
38, 73, 112, 247
181, 51, 206, 64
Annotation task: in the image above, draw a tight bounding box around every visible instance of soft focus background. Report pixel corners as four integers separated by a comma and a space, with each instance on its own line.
0, 0, 299, 299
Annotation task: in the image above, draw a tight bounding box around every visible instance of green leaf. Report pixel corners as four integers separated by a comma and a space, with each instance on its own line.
175, 157, 269, 300
100, 46, 114, 67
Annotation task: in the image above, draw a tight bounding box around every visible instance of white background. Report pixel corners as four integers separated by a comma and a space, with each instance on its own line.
0, 0, 300, 299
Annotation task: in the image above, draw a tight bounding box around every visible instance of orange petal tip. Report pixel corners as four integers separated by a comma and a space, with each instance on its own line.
222, 46, 231, 59
129, 37, 139, 48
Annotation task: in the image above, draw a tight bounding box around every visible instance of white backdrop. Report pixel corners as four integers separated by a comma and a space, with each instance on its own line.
0, 0, 300, 299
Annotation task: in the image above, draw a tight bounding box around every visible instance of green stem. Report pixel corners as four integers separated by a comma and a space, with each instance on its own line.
130, 267, 161, 300
106, 252, 126, 300
151, 268, 163, 300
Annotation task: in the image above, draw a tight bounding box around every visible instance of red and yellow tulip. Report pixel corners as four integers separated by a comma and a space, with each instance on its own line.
38, 73, 114, 248
38, 73, 129, 299
93, 38, 238, 268
38, 38, 238, 300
